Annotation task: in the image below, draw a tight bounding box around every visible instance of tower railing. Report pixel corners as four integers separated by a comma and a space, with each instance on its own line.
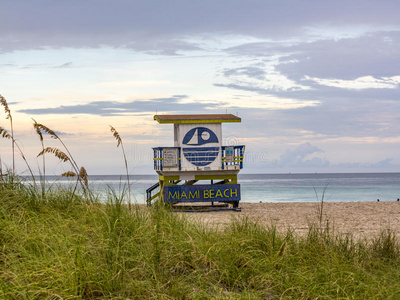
153, 145, 245, 171
221, 145, 245, 169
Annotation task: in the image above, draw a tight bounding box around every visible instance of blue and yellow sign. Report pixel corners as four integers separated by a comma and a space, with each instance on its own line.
163, 184, 240, 203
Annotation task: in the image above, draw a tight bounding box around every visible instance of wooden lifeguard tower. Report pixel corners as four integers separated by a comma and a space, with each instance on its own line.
146, 114, 245, 210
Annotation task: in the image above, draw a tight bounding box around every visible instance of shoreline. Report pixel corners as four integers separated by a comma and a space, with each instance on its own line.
182, 202, 400, 238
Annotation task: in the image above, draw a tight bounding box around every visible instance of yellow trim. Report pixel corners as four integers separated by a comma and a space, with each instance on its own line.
222, 156, 243, 160
194, 174, 237, 181
153, 158, 163, 160
150, 193, 159, 200
160, 174, 237, 181
154, 115, 241, 124
159, 175, 180, 181
163, 181, 176, 186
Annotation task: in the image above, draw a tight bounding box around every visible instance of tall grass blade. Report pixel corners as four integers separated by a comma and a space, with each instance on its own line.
0, 94, 15, 174
110, 125, 131, 208
33, 119, 46, 198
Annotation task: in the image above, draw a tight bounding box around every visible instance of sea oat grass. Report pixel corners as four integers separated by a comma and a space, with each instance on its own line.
1, 184, 400, 299
0, 94, 15, 173
32, 119, 46, 198
110, 125, 132, 206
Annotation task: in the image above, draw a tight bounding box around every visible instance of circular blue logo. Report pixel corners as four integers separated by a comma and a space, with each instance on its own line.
182, 127, 219, 166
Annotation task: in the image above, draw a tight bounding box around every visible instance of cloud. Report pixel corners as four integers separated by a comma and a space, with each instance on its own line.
0, 64, 16, 68
272, 142, 396, 170
335, 158, 394, 169
221, 31, 400, 92
128, 40, 203, 56
258, 98, 400, 138
17, 95, 224, 116
93, 80, 170, 88
218, 30, 400, 101
277, 142, 330, 168
55, 62, 73, 68
2, 1, 400, 54
304, 76, 400, 90
7, 63, 74, 69
223, 66, 266, 80
214, 29, 400, 143
276, 31, 400, 81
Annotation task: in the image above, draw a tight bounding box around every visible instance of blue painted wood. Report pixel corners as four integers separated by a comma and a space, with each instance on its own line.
153, 145, 244, 171
163, 184, 241, 203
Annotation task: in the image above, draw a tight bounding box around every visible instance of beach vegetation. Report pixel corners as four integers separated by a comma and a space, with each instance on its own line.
314, 184, 330, 232
110, 125, 132, 208
1, 179, 400, 299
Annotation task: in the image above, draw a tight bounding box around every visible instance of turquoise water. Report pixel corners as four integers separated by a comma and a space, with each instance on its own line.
36, 173, 400, 204
238, 173, 400, 203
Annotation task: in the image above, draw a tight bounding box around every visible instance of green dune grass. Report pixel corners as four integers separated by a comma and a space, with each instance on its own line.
1, 179, 400, 299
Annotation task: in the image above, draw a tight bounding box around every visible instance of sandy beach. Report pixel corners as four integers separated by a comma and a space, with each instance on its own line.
183, 202, 400, 238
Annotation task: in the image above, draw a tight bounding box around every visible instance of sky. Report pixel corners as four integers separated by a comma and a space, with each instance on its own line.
1, 0, 400, 175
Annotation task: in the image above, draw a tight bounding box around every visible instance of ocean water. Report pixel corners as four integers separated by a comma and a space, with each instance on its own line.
34, 173, 400, 204
238, 173, 400, 203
